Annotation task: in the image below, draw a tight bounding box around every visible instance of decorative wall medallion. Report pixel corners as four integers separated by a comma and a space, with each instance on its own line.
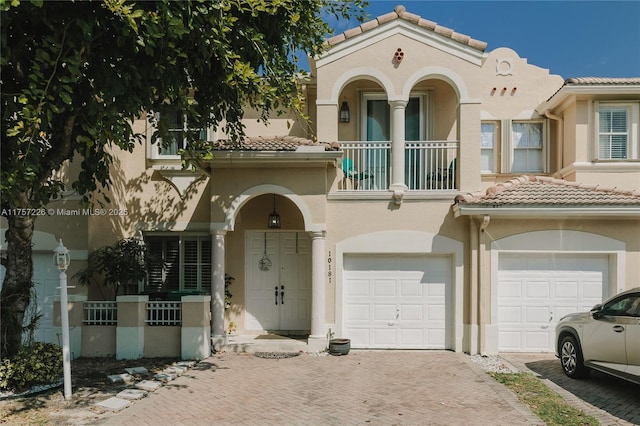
496, 58, 513, 76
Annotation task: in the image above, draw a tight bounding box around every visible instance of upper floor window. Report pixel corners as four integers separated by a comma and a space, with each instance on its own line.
511, 121, 544, 173
148, 110, 209, 160
596, 103, 636, 160
481, 122, 497, 173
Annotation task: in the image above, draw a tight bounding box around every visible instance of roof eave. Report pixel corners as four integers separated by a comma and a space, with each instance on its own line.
453, 204, 640, 218
539, 84, 640, 113
208, 150, 342, 166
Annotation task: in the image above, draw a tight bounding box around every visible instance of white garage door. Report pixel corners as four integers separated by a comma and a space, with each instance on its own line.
343, 255, 451, 349
498, 253, 607, 352
0, 253, 60, 345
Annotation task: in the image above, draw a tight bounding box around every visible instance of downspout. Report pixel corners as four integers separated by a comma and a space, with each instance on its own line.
478, 215, 490, 355
544, 111, 563, 177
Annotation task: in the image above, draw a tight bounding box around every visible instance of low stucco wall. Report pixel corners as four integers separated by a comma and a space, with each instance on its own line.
81, 325, 116, 357
144, 326, 181, 358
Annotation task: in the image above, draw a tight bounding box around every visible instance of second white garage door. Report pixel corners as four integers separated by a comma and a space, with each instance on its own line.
498, 253, 608, 352
343, 255, 452, 349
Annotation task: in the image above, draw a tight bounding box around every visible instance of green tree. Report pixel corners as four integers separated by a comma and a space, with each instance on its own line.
0, 0, 367, 357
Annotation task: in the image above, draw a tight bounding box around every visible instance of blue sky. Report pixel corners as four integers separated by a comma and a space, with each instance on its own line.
324, 1, 640, 78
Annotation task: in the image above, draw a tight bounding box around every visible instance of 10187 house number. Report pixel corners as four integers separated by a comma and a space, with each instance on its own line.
327, 251, 332, 284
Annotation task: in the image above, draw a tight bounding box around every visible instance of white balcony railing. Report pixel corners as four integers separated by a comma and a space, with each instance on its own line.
340, 141, 391, 190
339, 140, 458, 191
405, 141, 458, 190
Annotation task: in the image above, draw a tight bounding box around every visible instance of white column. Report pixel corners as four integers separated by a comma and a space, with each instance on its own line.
389, 100, 408, 201
308, 231, 327, 351
211, 230, 226, 349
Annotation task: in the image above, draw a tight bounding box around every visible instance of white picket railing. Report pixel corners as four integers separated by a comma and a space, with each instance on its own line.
83, 301, 117, 325
146, 301, 182, 326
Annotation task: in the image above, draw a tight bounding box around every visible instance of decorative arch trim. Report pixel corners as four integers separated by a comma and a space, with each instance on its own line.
402, 66, 469, 101
328, 67, 396, 103
213, 184, 324, 232
491, 230, 624, 252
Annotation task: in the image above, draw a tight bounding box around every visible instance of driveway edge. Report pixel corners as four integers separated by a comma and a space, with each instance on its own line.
458, 353, 543, 425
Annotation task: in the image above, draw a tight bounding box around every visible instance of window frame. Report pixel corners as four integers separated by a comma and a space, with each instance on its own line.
481, 121, 499, 174
508, 120, 546, 174
594, 101, 639, 161
147, 111, 211, 160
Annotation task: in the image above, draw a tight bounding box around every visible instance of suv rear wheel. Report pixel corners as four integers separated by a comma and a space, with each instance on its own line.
560, 335, 589, 379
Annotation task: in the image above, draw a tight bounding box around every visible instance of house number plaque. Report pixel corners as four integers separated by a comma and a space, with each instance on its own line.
327, 250, 332, 284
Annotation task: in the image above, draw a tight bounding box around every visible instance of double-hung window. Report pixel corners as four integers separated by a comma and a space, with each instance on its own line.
148, 110, 209, 160
481, 122, 497, 173
597, 104, 630, 160
145, 235, 212, 293
511, 121, 544, 173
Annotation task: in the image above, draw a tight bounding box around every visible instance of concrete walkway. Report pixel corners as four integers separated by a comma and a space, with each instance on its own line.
95, 351, 541, 426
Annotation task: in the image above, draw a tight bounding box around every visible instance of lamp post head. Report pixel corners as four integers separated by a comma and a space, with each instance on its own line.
53, 239, 70, 272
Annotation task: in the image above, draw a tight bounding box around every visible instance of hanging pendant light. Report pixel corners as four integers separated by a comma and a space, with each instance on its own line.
268, 194, 281, 229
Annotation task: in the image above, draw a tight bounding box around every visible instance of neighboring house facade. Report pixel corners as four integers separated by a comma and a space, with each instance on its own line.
4, 5, 640, 355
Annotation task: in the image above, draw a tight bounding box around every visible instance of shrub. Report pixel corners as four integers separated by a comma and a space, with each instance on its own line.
0, 342, 63, 392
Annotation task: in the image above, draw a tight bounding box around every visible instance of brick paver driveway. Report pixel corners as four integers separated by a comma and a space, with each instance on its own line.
504, 353, 640, 426
97, 351, 540, 426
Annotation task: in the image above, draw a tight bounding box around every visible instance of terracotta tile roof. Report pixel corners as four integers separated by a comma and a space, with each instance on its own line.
326, 4, 487, 52
564, 77, 640, 85
455, 175, 640, 207
211, 136, 338, 152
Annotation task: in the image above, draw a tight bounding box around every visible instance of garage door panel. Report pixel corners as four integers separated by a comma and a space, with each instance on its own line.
427, 305, 445, 321
374, 280, 396, 297
400, 280, 423, 296
525, 281, 550, 298
499, 280, 522, 297
524, 331, 552, 352
344, 255, 451, 349
400, 304, 423, 321
499, 307, 522, 324
372, 328, 396, 345
400, 328, 424, 346
345, 304, 370, 321
347, 328, 371, 346
373, 304, 397, 320
498, 253, 607, 352
427, 282, 446, 297
526, 307, 550, 323
554, 280, 579, 298
346, 279, 370, 297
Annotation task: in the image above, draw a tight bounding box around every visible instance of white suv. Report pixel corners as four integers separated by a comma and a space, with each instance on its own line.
555, 287, 640, 385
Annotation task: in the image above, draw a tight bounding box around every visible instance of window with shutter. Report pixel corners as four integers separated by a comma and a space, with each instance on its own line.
598, 105, 628, 159
145, 235, 212, 293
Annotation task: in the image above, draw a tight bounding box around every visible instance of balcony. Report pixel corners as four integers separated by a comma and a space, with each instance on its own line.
339, 140, 458, 191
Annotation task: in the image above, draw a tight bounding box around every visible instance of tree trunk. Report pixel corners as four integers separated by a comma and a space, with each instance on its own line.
0, 214, 35, 358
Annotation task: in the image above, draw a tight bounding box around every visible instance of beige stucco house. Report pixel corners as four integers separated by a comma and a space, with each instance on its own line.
5, 5, 640, 356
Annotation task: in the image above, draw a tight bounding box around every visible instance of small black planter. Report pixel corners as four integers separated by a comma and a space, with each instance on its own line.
329, 338, 351, 355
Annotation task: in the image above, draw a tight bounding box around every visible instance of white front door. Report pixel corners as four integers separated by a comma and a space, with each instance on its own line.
245, 231, 311, 333
343, 255, 452, 349
497, 253, 608, 352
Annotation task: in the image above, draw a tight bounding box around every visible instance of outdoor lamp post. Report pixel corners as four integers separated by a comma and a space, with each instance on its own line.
53, 239, 72, 400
